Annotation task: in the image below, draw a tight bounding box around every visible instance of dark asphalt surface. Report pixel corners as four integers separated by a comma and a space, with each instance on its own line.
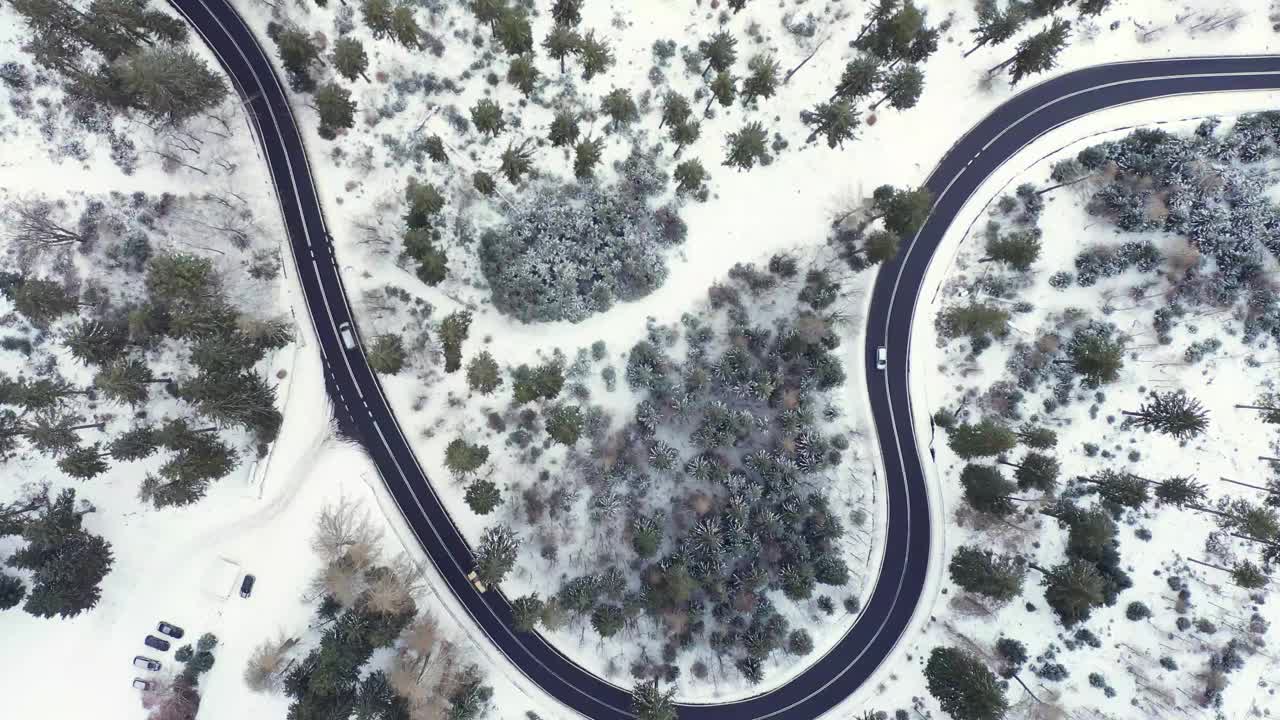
168, 2, 1280, 715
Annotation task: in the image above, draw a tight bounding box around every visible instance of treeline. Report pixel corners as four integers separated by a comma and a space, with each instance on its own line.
9, 0, 226, 125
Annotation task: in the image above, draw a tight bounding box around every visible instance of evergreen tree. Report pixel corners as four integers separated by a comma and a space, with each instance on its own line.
1089, 469, 1148, 509
499, 140, 534, 185
7, 488, 114, 619
1231, 560, 1268, 590
315, 82, 356, 137
109, 424, 160, 461
990, 19, 1070, 85
871, 64, 924, 111
63, 319, 134, 369
871, 184, 934, 238
1153, 475, 1206, 508
947, 419, 1017, 459
961, 464, 1018, 517
548, 108, 580, 147
1027, 0, 1069, 17
473, 171, 496, 196
366, 334, 406, 374
1076, 0, 1113, 16
113, 46, 227, 124
1037, 558, 1106, 626
1016, 424, 1057, 449
179, 370, 281, 443
802, 100, 860, 149
551, 0, 582, 26
58, 443, 110, 481
93, 358, 156, 406
967, 0, 1028, 57
10, 277, 77, 326
830, 55, 881, 102
510, 593, 544, 632
506, 54, 539, 96
474, 524, 518, 586
439, 311, 472, 374
444, 438, 489, 476
1011, 451, 1059, 492
788, 628, 815, 655
631, 678, 678, 720
390, 3, 421, 49
704, 71, 737, 114
404, 177, 445, 229
510, 362, 564, 403
493, 8, 533, 56
402, 226, 448, 286
23, 410, 87, 457
698, 30, 737, 77
545, 405, 584, 445
0, 573, 25, 610
659, 91, 692, 129
741, 53, 779, 105
723, 121, 769, 170
1122, 390, 1209, 440
924, 646, 1009, 720
425, 135, 447, 163
470, 98, 505, 138
468, 0, 506, 26
1062, 322, 1124, 386
268, 23, 322, 91
465, 478, 503, 515
982, 229, 1042, 270
466, 351, 503, 395
948, 545, 1025, 601
333, 37, 369, 82
543, 23, 581, 74
362, 0, 395, 38
574, 136, 605, 179
669, 119, 701, 156
673, 159, 708, 197
590, 604, 624, 637
602, 88, 639, 130
629, 513, 663, 558
577, 31, 614, 81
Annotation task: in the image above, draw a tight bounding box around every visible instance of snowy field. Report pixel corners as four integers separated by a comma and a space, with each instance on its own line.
3, 1, 1280, 720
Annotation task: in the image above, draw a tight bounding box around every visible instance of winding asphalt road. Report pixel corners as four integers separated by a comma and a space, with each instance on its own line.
169, 1, 1280, 715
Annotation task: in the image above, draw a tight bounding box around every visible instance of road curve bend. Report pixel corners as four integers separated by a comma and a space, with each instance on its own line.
168, 1, 1280, 715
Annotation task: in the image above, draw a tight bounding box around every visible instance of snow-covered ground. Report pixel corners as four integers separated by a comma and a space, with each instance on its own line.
4, 0, 1280, 719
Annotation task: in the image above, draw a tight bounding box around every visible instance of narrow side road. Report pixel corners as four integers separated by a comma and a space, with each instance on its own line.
168, 2, 1280, 715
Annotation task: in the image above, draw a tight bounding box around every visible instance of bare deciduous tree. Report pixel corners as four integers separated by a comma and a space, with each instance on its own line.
5, 199, 86, 250
243, 633, 297, 693
311, 496, 384, 565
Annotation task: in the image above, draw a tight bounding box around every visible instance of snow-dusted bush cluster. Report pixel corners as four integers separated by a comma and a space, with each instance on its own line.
1079, 116, 1280, 306
479, 166, 684, 324
508, 260, 861, 686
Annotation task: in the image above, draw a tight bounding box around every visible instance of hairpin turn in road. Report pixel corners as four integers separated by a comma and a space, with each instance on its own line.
168, 2, 1280, 715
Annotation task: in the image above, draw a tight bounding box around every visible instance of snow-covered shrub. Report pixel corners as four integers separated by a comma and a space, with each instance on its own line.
479, 180, 680, 323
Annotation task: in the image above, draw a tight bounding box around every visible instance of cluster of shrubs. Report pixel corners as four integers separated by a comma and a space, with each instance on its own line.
480, 150, 686, 323
505, 255, 859, 685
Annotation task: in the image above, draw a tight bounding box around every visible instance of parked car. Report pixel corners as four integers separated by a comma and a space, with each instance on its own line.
239, 573, 256, 598
156, 621, 184, 639
466, 570, 487, 593
132, 678, 152, 691
143, 635, 170, 652
132, 656, 161, 671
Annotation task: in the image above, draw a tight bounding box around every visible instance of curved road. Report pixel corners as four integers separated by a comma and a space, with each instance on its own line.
169, 1, 1280, 715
